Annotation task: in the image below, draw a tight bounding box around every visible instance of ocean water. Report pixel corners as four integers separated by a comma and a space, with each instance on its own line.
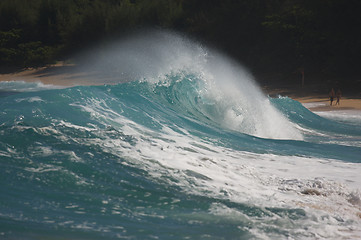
1, 32, 361, 239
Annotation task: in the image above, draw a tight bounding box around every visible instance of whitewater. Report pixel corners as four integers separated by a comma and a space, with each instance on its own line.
1, 31, 361, 239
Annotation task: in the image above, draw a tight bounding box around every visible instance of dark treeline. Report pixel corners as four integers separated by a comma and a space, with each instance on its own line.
1, 0, 361, 84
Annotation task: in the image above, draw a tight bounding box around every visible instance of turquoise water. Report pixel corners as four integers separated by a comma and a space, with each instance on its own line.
1, 77, 361, 240
1, 32, 361, 239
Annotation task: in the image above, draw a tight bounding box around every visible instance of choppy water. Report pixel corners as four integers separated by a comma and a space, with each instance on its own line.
1, 31, 361, 239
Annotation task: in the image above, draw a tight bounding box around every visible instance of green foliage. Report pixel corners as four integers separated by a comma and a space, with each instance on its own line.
261, 0, 361, 75
0, 0, 360, 77
0, 29, 56, 69
18, 41, 56, 67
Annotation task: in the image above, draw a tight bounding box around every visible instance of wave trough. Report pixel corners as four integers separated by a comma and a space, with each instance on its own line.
1, 31, 361, 239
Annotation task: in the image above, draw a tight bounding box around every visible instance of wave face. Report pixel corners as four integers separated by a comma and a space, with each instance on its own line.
1, 31, 361, 239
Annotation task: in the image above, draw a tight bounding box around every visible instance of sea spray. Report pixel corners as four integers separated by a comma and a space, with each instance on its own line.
78, 30, 302, 140
1, 30, 361, 239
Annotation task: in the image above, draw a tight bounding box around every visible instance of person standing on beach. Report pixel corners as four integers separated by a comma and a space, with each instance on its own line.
329, 88, 335, 106
336, 89, 342, 105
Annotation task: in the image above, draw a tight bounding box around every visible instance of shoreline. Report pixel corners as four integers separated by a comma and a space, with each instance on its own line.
293, 97, 361, 112
1, 65, 361, 112
264, 85, 361, 111
0, 63, 100, 87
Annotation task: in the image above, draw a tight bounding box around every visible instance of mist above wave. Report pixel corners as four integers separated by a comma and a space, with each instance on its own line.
73, 30, 302, 140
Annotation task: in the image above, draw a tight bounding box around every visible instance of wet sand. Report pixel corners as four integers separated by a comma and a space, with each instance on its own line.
294, 97, 361, 111
0, 63, 100, 86
264, 85, 361, 112
1, 65, 361, 112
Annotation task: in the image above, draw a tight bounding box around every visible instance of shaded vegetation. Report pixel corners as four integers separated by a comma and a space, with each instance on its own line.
1, 0, 361, 83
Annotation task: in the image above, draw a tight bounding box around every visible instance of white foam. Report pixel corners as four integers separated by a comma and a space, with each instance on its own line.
196, 52, 303, 140
15, 96, 44, 103
315, 110, 361, 125
79, 30, 302, 140
0, 80, 62, 92
72, 99, 361, 238
303, 102, 328, 109
127, 131, 361, 238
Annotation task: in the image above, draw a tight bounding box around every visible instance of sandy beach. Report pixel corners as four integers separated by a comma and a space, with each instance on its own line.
293, 97, 361, 112
0, 63, 99, 87
1, 64, 361, 112
263, 84, 361, 112
1, 64, 361, 240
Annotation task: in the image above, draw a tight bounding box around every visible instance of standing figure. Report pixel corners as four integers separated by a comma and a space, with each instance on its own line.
336, 89, 342, 105
329, 88, 335, 106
